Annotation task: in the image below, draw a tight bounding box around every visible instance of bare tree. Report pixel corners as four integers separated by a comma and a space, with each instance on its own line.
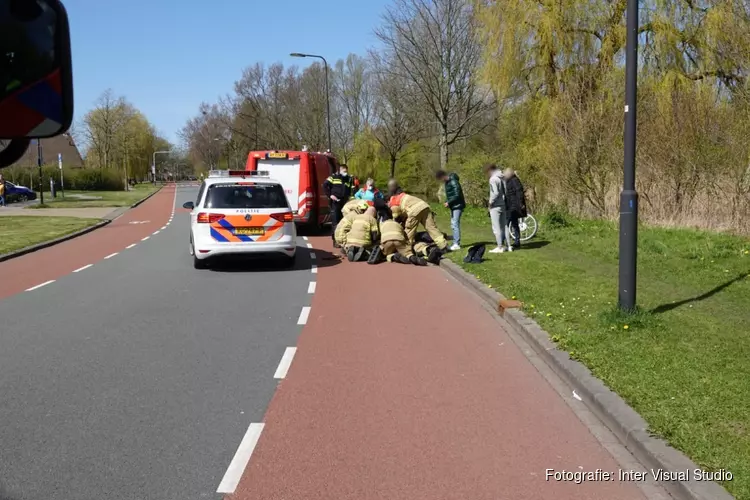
81, 89, 132, 168
180, 103, 228, 169
370, 52, 421, 177
331, 54, 374, 162
375, 0, 494, 169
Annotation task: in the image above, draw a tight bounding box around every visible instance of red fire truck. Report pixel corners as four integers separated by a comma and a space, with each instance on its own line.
245, 150, 341, 231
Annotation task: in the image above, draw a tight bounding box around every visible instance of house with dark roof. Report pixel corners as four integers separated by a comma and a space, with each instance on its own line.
8, 133, 85, 168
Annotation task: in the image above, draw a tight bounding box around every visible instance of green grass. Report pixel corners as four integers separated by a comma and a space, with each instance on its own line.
27, 184, 158, 209
0, 216, 100, 255
434, 205, 750, 499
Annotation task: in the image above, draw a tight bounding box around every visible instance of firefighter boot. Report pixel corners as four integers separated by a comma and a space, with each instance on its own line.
353, 246, 368, 262
409, 255, 428, 266
346, 246, 357, 262
427, 247, 443, 265
367, 246, 384, 264
391, 252, 411, 264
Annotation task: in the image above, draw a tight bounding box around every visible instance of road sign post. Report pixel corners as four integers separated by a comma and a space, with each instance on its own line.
36, 139, 44, 205
58, 153, 65, 198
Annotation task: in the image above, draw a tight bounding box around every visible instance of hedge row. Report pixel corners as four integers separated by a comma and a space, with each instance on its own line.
2, 166, 125, 191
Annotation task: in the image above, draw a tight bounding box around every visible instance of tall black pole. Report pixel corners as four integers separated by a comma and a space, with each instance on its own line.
37, 139, 44, 204
618, 0, 639, 311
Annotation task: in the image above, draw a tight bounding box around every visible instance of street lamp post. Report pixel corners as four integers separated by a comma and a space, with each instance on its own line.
618, 0, 639, 311
290, 52, 331, 153
152, 150, 171, 183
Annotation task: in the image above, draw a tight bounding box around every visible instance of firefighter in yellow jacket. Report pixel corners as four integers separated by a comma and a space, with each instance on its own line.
344, 206, 380, 262
334, 211, 356, 248
387, 184, 448, 250
342, 198, 371, 218
378, 206, 426, 265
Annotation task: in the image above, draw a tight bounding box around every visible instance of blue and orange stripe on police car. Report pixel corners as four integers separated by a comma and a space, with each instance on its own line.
209, 214, 284, 243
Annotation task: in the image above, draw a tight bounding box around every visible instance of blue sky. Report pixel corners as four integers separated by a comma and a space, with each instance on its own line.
65, 0, 389, 145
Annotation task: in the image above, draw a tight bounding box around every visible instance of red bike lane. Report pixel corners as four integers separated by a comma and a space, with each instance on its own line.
0, 185, 175, 300
227, 236, 648, 500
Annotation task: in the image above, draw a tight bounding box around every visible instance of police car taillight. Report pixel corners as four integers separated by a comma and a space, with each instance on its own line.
270, 212, 294, 222
197, 212, 225, 223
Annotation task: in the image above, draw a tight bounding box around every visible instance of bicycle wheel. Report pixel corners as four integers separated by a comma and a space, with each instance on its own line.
509, 214, 538, 242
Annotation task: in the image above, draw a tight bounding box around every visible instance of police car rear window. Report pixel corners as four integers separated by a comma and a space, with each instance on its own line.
204, 183, 289, 209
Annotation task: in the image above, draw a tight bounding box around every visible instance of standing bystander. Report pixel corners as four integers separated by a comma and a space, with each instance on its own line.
435, 170, 465, 251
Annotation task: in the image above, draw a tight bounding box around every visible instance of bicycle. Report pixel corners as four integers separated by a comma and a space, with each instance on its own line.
509, 213, 539, 242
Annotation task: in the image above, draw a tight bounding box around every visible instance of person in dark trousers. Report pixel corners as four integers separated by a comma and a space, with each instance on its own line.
503, 168, 527, 248
435, 170, 466, 251
323, 164, 353, 247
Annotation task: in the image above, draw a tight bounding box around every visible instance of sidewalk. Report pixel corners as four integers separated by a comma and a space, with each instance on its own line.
227, 236, 667, 500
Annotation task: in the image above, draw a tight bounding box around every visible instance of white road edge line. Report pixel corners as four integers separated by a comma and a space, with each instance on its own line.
104, 252, 118, 259
307, 281, 316, 293
73, 264, 92, 273
216, 423, 265, 494
26, 280, 54, 291
126, 243, 136, 249
297, 306, 311, 325
273, 347, 297, 379
141, 236, 150, 241
311, 265, 318, 274
309, 252, 316, 260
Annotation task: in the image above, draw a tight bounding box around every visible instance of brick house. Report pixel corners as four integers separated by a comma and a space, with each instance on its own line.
8, 133, 84, 168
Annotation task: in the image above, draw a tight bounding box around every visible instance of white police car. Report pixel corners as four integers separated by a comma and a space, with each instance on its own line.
182, 170, 297, 269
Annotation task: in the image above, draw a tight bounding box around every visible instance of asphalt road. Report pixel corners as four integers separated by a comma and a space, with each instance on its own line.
0, 186, 314, 500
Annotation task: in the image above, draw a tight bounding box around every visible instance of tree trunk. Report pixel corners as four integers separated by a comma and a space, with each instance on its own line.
390, 155, 396, 178
439, 130, 449, 171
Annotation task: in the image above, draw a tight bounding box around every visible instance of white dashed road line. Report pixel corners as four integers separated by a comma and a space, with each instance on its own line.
273, 347, 297, 379
306, 243, 313, 248
302, 236, 308, 241
126, 243, 136, 249
72, 264, 92, 273
308, 281, 316, 293
104, 252, 118, 259
26, 280, 54, 291
141, 236, 150, 241
153, 230, 160, 235
161, 225, 167, 230
311, 265, 318, 274
216, 423, 265, 494
310, 252, 316, 260
297, 306, 311, 325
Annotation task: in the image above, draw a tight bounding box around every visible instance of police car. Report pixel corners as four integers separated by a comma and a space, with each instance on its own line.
182, 170, 297, 269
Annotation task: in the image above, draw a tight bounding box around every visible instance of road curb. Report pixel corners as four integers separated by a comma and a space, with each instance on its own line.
440, 259, 735, 500
0, 186, 164, 264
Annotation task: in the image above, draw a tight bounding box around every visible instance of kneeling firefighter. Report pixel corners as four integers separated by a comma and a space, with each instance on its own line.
342, 198, 371, 218
371, 205, 426, 265
387, 184, 448, 250
344, 206, 380, 262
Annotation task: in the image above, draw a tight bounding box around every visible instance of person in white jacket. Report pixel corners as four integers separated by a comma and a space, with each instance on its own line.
485, 164, 512, 253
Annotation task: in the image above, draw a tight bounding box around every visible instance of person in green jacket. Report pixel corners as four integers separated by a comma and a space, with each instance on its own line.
435, 170, 465, 250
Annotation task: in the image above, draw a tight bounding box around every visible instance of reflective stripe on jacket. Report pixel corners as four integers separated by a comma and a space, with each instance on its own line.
346, 214, 379, 246
392, 193, 429, 218
379, 219, 406, 243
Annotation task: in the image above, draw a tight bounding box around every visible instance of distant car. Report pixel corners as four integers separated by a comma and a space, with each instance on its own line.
182, 170, 298, 269
4, 181, 37, 202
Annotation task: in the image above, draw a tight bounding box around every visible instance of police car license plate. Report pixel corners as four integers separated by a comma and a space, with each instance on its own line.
235, 227, 264, 235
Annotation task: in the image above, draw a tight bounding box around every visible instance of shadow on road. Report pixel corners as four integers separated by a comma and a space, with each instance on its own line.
649, 270, 748, 314
207, 246, 342, 273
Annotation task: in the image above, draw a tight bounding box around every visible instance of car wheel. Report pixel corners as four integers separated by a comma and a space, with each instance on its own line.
19, 194, 28, 202
193, 254, 207, 269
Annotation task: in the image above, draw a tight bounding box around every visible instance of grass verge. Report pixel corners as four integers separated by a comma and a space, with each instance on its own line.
0, 216, 101, 255
27, 184, 158, 209
433, 205, 750, 499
